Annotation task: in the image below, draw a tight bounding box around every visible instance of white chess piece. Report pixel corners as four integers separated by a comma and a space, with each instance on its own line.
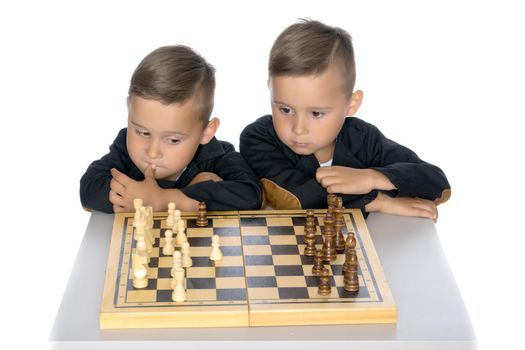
133, 198, 143, 227
136, 233, 150, 265
209, 235, 223, 261
171, 268, 186, 302
171, 251, 182, 277
132, 255, 148, 289
175, 220, 187, 245
181, 241, 192, 267
162, 230, 175, 255
166, 202, 176, 227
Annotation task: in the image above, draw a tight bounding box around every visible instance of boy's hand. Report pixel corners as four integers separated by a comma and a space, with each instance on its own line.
316, 166, 394, 194
109, 166, 164, 212
366, 192, 438, 221
188, 172, 223, 185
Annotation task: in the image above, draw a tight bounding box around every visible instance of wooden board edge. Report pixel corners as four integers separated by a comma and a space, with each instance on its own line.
99, 307, 249, 329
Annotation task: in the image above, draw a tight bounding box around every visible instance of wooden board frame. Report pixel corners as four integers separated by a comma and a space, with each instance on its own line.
100, 209, 396, 328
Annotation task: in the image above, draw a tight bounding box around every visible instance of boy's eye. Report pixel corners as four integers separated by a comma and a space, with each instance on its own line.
311, 111, 325, 118
135, 129, 150, 137
166, 138, 180, 145
279, 107, 293, 115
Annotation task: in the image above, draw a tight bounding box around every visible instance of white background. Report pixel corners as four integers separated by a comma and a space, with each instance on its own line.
1, 1, 524, 349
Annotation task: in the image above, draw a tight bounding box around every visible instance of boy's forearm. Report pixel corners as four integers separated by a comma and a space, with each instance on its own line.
370, 169, 396, 191
364, 191, 386, 213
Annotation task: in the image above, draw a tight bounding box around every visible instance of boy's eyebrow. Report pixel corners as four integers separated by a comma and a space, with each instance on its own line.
129, 121, 189, 136
272, 100, 332, 110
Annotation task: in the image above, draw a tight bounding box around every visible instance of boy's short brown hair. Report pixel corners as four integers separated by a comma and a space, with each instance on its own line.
129, 45, 215, 124
269, 19, 356, 97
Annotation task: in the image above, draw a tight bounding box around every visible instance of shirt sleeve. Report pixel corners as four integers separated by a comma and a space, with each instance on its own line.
79, 129, 132, 213
365, 124, 451, 200
179, 147, 263, 210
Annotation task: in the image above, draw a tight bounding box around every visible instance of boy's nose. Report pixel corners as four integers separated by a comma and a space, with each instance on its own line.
146, 139, 162, 159
292, 116, 308, 136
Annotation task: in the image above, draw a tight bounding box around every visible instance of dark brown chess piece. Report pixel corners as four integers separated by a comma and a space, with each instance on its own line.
318, 268, 332, 295
344, 253, 359, 292
303, 209, 317, 257
196, 202, 208, 227
312, 250, 324, 276
334, 205, 345, 252
343, 232, 359, 292
321, 212, 337, 262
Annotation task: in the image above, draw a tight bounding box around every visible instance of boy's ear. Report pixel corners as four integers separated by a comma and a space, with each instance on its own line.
346, 90, 364, 116
200, 117, 220, 145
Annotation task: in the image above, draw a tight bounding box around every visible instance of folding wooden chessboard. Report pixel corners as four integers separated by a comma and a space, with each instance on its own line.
99, 209, 396, 329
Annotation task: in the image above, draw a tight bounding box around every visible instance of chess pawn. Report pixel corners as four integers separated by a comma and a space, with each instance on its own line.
181, 241, 192, 267
312, 250, 324, 276
175, 220, 187, 246
162, 230, 175, 256
171, 268, 186, 302
196, 202, 208, 227
166, 202, 176, 228
209, 234, 223, 261
318, 268, 331, 296
171, 251, 182, 277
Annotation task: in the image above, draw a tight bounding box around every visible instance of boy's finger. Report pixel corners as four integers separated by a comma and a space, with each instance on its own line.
111, 168, 130, 185
144, 164, 156, 180
110, 178, 126, 193
109, 190, 126, 206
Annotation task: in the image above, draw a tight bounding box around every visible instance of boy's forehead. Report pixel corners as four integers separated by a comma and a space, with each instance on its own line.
270, 69, 347, 103
128, 95, 204, 133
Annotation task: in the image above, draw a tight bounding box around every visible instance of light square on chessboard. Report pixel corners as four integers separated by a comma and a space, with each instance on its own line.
157, 256, 173, 268
218, 236, 242, 246
269, 235, 298, 246
244, 265, 276, 277
265, 217, 293, 227
211, 218, 240, 228
190, 246, 213, 257
186, 289, 216, 301
145, 268, 159, 279
186, 227, 214, 237
272, 255, 302, 265
247, 287, 280, 300
243, 245, 272, 256
127, 289, 157, 303
216, 277, 245, 289
276, 276, 307, 288
213, 255, 243, 267
187, 266, 215, 278
241, 226, 269, 236
156, 277, 172, 290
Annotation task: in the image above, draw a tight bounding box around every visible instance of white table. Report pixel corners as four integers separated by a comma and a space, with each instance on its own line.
49, 211, 476, 349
